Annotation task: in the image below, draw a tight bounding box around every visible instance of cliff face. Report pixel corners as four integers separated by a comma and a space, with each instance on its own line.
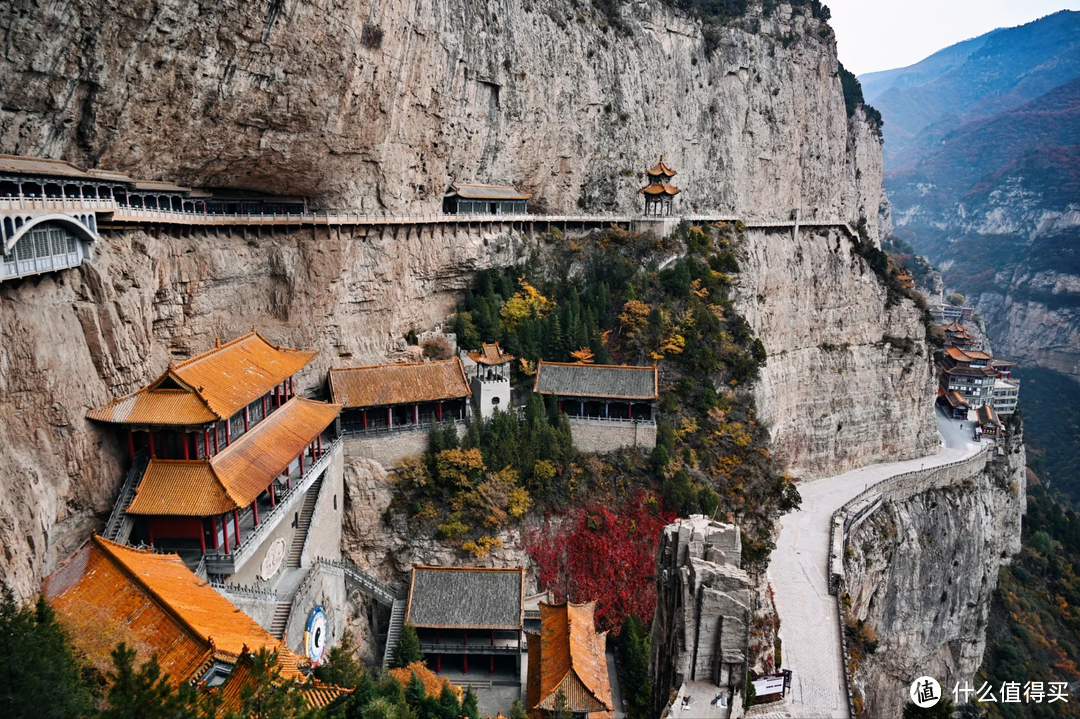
0, 0, 907, 598
844, 439, 1026, 718
2, 0, 882, 232
735, 226, 938, 478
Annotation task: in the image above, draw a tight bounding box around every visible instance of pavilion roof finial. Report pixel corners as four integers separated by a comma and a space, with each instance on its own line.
215, 337, 221, 348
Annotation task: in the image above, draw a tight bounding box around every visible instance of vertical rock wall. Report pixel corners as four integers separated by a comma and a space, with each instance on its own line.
735, 226, 939, 478
843, 434, 1026, 718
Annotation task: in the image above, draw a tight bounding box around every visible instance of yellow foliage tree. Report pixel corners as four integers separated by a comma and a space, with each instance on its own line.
462, 535, 504, 558
569, 347, 595, 364
618, 300, 651, 338
500, 278, 554, 330
435, 447, 486, 490
508, 487, 532, 518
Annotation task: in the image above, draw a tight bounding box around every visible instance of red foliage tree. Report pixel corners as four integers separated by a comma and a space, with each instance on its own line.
527, 494, 674, 632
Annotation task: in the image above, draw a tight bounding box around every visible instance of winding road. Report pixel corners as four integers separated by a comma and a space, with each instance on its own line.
759, 408, 982, 718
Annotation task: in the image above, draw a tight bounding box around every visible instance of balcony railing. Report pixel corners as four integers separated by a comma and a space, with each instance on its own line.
565, 415, 656, 426
341, 418, 466, 437
203, 437, 341, 575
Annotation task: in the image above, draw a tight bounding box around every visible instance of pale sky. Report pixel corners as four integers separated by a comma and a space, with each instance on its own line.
829, 0, 1080, 76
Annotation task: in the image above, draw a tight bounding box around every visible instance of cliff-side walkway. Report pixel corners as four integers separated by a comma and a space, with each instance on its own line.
763, 408, 980, 718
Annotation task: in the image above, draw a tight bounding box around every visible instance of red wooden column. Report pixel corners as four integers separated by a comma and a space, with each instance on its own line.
413, 404, 419, 424
225, 420, 231, 446
362, 409, 368, 430
210, 516, 219, 549
317, 435, 322, 457
251, 500, 259, 526
233, 509, 241, 547
198, 524, 206, 554
437, 402, 443, 421
213, 425, 220, 454
127, 430, 135, 461
269, 483, 276, 507
298, 450, 304, 475
183, 433, 190, 460
463, 654, 468, 675
387, 407, 392, 428
148, 430, 156, 458
261, 395, 267, 418
243, 406, 249, 433
289, 377, 294, 397
221, 515, 230, 553
435, 655, 441, 674
201, 431, 209, 458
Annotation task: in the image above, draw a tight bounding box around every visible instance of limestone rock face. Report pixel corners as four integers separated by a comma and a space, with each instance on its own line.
650, 515, 751, 715
340, 456, 533, 585
844, 436, 1026, 718
734, 226, 939, 478
1, 0, 881, 233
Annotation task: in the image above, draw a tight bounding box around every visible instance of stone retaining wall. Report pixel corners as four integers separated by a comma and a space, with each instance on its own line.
569, 418, 656, 453
343, 424, 466, 469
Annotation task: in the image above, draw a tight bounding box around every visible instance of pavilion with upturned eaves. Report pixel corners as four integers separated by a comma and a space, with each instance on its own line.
640, 155, 680, 217
87, 331, 342, 576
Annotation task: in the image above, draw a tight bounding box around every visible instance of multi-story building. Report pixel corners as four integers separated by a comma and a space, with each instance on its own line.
939, 347, 998, 408
87, 331, 343, 581
940, 320, 977, 350
992, 378, 1020, 416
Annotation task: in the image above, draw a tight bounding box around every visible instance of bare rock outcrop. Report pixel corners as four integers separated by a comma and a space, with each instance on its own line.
650, 515, 752, 717
844, 434, 1026, 718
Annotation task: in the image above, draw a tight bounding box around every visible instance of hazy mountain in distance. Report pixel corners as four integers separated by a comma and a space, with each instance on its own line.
860, 10, 1080, 167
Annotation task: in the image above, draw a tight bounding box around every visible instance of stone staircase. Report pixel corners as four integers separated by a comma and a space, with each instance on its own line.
104, 450, 149, 544
287, 476, 322, 568
381, 597, 407, 669
270, 601, 292, 640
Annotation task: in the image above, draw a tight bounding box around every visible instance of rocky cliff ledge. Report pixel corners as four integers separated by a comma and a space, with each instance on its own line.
844, 434, 1026, 718
735, 226, 938, 478
2, 0, 882, 233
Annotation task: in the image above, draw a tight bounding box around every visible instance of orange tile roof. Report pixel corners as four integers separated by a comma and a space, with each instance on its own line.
469, 342, 515, 365
328, 358, 471, 408
44, 536, 289, 682
977, 404, 1001, 426
87, 331, 316, 426
217, 650, 344, 712
126, 397, 341, 516
646, 155, 677, 177
528, 602, 612, 715
640, 183, 680, 196
388, 661, 462, 699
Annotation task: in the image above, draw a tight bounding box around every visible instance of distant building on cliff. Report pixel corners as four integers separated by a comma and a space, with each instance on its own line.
937, 344, 1020, 416
941, 320, 977, 350
640, 156, 680, 216
329, 358, 471, 467
442, 183, 531, 215
464, 342, 515, 418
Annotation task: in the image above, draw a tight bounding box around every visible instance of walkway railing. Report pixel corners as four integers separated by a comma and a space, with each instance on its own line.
0, 196, 857, 235
341, 418, 466, 437
209, 580, 279, 601
565, 415, 656, 426
104, 450, 149, 544
324, 557, 401, 607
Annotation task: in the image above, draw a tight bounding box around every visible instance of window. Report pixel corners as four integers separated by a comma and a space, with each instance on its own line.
491, 396, 500, 406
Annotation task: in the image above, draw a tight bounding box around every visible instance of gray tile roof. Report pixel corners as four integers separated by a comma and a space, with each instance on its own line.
533, 361, 658, 400
446, 183, 532, 200
406, 566, 524, 629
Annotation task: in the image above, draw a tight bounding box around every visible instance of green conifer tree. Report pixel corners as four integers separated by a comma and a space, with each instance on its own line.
0, 592, 94, 719
392, 624, 423, 669
461, 686, 480, 719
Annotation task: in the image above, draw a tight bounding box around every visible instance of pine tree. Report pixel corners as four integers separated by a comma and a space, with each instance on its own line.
437, 683, 460, 719
392, 624, 423, 669
99, 643, 185, 719
0, 592, 94, 719
404, 671, 426, 706
461, 686, 480, 719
